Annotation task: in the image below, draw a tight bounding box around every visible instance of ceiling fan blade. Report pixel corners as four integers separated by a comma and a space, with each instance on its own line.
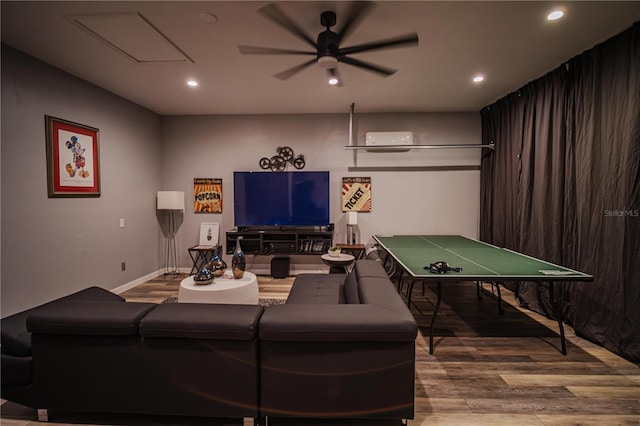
337, 1, 376, 43
339, 33, 419, 56
339, 56, 396, 77
258, 3, 317, 50
238, 45, 316, 55
274, 58, 317, 80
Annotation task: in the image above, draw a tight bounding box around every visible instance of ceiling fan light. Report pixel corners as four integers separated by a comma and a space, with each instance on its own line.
317, 56, 338, 69
327, 68, 340, 86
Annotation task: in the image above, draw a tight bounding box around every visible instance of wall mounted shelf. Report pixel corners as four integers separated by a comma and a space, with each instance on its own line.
344, 143, 495, 151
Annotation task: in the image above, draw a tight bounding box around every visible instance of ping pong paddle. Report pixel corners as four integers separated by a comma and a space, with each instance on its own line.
424, 261, 462, 273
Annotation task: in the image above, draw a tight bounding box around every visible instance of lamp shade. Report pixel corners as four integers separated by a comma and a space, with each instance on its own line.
346, 211, 358, 225
157, 191, 184, 211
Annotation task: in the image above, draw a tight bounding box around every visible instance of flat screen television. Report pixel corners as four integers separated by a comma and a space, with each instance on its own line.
233, 171, 330, 227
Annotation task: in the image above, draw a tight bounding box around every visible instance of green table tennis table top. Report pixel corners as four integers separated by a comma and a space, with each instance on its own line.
373, 235, 593, 282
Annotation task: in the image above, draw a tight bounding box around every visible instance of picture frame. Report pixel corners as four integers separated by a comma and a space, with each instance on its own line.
198, 222, 220, 247
45, 115, 100, 197
342, 177, 372, 212
194, 178, 223, 213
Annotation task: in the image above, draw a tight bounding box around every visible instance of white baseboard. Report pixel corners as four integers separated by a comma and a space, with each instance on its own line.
112, 268, 191, 295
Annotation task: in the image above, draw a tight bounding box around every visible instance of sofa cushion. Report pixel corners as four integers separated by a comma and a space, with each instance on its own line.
286, 274, 345, 304
1, 286, 124, 357
140, 303, 263, 340
27, 301, 156, 336
343, 271, 360, 304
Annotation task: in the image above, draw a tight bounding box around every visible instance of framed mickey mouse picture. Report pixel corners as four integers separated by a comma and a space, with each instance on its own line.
45, 116, 100, 197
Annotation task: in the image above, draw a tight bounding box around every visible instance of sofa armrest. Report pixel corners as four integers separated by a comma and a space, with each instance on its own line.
27, 301, 156, 336
259, 304, 417, 342
1, 286, 123, 357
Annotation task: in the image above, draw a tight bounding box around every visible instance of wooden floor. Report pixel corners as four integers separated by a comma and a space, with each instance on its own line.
2, 273, 639, 426
116, 272, 295, 303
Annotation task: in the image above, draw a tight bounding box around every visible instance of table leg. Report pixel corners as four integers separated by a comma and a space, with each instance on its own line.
329, 265, 347, 274
477, 281, 505, 315
429, 281, 442, 355
188, 249, 216, 275
406, 279, 416, 307
188, 250, 200, 275
496, 281, 504, 315
194, 252, 207, 274
548, 281, 567, 355
397, 273, 404, 293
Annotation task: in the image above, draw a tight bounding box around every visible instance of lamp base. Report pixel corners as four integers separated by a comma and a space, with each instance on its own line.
347, 224, 357, 245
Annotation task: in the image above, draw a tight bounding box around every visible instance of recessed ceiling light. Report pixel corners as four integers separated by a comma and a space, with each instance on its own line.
199, 12, 218, 23
547, 10, 564, 21
472, 75, 484, 83
328, 77, 339, 86
187, 80, 198, 87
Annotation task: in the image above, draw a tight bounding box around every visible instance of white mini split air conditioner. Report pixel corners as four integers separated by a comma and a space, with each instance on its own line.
365, 131, 414, 147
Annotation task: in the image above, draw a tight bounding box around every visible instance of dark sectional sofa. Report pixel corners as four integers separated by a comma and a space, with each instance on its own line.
1, 260, 417, 424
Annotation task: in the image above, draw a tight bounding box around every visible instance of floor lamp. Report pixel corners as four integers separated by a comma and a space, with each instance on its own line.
157, 191, 184, 277
346, 211, 357, 244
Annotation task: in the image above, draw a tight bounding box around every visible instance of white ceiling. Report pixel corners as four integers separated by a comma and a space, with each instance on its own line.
2, 1, 640, 115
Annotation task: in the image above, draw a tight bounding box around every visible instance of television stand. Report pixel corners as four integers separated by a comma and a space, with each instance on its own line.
225, 227, 333, 256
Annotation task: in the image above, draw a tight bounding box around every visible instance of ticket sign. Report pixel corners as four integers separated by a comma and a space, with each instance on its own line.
194, 178, 222, 213
342, 177, 371, 212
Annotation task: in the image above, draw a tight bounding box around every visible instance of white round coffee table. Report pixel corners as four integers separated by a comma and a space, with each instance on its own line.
178, 270, 259, 304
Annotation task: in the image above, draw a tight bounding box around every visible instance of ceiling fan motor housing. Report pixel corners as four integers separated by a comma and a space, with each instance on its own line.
316, 30, 339, 67
320, 10, 337, 28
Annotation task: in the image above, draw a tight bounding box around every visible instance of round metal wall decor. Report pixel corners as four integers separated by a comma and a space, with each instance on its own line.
259, 146, 305, 171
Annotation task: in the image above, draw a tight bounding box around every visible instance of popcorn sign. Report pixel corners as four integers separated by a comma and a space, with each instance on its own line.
194, 178, 222, 213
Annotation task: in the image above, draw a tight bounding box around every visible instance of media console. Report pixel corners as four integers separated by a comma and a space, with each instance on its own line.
226, 227, 333, 256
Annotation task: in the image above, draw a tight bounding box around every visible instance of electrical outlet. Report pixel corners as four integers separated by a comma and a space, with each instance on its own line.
121, 262, 126, 271
119, 218, 125, 228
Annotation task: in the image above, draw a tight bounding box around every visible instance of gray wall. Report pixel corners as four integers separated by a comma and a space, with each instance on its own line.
1, 45, 482, 315
161, 112, 481, 275
1, 46, 163, 317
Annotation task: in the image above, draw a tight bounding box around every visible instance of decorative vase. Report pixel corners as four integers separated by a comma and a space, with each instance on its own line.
193, 268, 214, 285
208, 246, 227, 277
231, 239, 246, 279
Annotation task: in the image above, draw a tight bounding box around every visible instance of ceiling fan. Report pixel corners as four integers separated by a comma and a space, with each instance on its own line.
238, 2, 419, 85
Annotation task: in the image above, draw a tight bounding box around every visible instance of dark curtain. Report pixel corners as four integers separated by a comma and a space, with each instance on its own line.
480, 22, 640, 361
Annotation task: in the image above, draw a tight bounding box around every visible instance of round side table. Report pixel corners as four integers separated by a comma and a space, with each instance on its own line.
320, 253, 355, 274
178, 270, 259, 304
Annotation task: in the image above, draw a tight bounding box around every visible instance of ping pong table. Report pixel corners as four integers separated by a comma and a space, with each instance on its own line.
373, 235, 593, 355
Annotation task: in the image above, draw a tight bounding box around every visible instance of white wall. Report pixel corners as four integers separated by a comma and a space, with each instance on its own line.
161, 112, 481, 274
1, 46, 163, 317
